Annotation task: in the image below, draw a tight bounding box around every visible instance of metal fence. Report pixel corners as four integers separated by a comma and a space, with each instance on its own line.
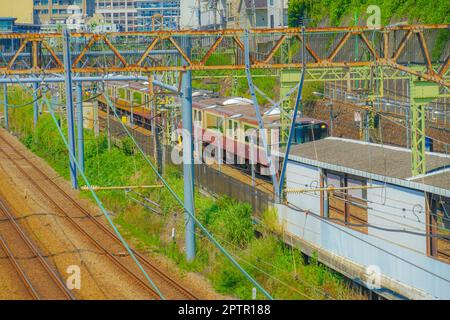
194, 163, 273, 214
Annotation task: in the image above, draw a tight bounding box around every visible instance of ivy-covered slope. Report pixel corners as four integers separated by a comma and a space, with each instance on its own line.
288, 0, 450, 27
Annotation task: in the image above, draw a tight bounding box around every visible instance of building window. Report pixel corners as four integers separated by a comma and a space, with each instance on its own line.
428, 194, 450, 263
324, 171, 368, 233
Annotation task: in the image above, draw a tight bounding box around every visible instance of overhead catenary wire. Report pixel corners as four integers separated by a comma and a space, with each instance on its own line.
285, 201, 450, 284
102, 91, 274, 300
41, 94, 166, 300
191, 227, 339, 300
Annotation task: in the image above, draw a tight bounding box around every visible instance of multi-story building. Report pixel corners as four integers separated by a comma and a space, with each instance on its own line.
0, 0, 34, 24
135, 1, 180, 31
95, 1, 181, 32
33, 0, 95, 25
0, 17, 41, 51
180, 0, 286, 30
180, 0, 239, 30
238, 0, 288, 28
95, 0, 137, 31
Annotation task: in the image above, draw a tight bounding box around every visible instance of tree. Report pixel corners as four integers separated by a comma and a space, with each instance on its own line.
288, 0, 309, 27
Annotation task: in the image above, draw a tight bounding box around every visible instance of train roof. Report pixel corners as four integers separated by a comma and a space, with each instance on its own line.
193, 97, 325, 127
103, 81, 326, 127
106, 80, 157, 93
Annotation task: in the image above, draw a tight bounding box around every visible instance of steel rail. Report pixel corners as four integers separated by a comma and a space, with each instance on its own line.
0, 135, 163, 300
0, 134, 197, 300
0, 236, 40, 299
0, 197, 75, 300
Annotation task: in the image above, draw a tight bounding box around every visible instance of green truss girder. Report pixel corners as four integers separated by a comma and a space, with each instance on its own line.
280, 68, 448, 177
410, 79, 441, 176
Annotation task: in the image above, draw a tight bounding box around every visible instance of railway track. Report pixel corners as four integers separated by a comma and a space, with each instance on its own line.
0, 132, 198, 300
0, 197, 75, 300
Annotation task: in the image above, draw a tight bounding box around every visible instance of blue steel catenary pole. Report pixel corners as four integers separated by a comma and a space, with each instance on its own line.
243, 29, 280, 202
62, 28, 78, 189
181, 36, 196, 261
278, 27, 307, 198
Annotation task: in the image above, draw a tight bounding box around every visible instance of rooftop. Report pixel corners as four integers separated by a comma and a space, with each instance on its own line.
0, 17, 17, 22
287, 137, 450, 193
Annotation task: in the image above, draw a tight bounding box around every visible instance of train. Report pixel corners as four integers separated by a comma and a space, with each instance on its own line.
97, 81, 329, 175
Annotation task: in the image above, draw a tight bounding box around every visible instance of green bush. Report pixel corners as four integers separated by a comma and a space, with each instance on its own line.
288, 0, 450, 27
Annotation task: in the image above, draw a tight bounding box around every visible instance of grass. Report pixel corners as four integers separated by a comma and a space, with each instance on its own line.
2, 85, 364, 300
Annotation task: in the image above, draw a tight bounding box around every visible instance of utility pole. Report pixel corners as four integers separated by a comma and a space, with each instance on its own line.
244, 29, 280, 202
197, 0, 202, 28
3, 84, 8, 130
181, 37, 195, 261
76, 81, 85, 173
250, 0, 256, 28
364, 109, 370, 142
405, 107, 410, 149
212, 0, 218, 29
149, 76, 162, 173
33, 82, 39, 128
354, 12, 359, 90
107, 82, 111, 151
326, 101, 333, 136
62, 28, 78, 189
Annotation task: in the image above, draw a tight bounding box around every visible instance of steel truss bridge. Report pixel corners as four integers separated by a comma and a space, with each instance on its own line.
0, 25, 448, 85
0, 25, 449, 177
0, 24, 449, 176
0, 24, 448, 264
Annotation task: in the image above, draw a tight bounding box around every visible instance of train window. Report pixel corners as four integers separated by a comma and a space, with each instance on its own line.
193, 110, 202, 123
206, 114, 223, 132
233, 121, 239, 140
227, 120, 233, 136
118, 88, 126, 99
294, 123, 328, 144
244, 124, 256, 143
325, 171, 368, 234
428, 194, 450, 264
133, 92, 142, 105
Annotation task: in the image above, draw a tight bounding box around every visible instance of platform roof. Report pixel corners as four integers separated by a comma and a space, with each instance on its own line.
287, 137, 450, 196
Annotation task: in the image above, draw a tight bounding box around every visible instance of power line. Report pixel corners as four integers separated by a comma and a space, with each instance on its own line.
285, 201, 450, 284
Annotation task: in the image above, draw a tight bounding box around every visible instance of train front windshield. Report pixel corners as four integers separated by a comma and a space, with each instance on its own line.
293, 123, 328, 144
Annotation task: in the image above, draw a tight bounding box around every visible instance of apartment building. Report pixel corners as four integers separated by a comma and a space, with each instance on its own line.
180, 0, 286, 30
180, 0, 240, 29
135, 1, 180, 31
33, 0, 95, 25
95, 0, 137, 31
238, 0, 288, 28
0, 0, 34, 24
